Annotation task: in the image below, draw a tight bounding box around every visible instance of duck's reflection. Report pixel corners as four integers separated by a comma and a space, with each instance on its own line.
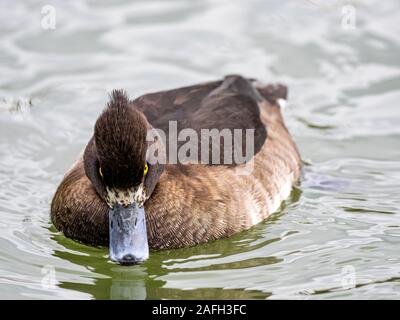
109, 265, 147, 300
51, 229, 274, 300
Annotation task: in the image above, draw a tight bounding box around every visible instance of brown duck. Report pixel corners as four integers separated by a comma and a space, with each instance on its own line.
51, 75, 301, 265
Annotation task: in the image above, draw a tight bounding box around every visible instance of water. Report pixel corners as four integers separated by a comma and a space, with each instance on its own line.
0, 0, 399, 299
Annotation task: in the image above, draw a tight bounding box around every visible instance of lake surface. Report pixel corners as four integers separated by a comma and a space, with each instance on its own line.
0, 0, 399, 299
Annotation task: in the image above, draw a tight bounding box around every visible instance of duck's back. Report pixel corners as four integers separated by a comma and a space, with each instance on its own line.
133, 75, 270, 165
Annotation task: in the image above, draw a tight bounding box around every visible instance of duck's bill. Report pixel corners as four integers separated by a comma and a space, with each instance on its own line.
109, 203, 149, 265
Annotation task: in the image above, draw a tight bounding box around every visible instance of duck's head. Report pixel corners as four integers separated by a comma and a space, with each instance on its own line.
83, 90, 164, 265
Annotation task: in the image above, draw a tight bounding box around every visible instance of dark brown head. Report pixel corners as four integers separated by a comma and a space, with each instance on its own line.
83, 89, 164, 265
95, 90, 147, 191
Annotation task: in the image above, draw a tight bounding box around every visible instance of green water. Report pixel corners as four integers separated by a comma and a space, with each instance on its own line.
0, 0, 399, 299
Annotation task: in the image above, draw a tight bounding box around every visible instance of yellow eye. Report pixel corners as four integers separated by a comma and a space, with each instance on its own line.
99, 167, 103, 178
144, 163, 148, 175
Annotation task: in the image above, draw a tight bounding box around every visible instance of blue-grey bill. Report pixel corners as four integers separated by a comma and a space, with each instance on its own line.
109, 203, 149, 265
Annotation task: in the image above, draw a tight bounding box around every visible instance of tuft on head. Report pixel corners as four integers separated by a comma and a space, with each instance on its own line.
94, 90, 148, 189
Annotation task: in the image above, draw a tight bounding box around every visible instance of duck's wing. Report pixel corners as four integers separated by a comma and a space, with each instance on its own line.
132, 80, 222, 132
132, 75, 272, 165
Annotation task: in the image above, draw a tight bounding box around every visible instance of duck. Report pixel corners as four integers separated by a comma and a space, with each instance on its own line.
51, 75, 301, 265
